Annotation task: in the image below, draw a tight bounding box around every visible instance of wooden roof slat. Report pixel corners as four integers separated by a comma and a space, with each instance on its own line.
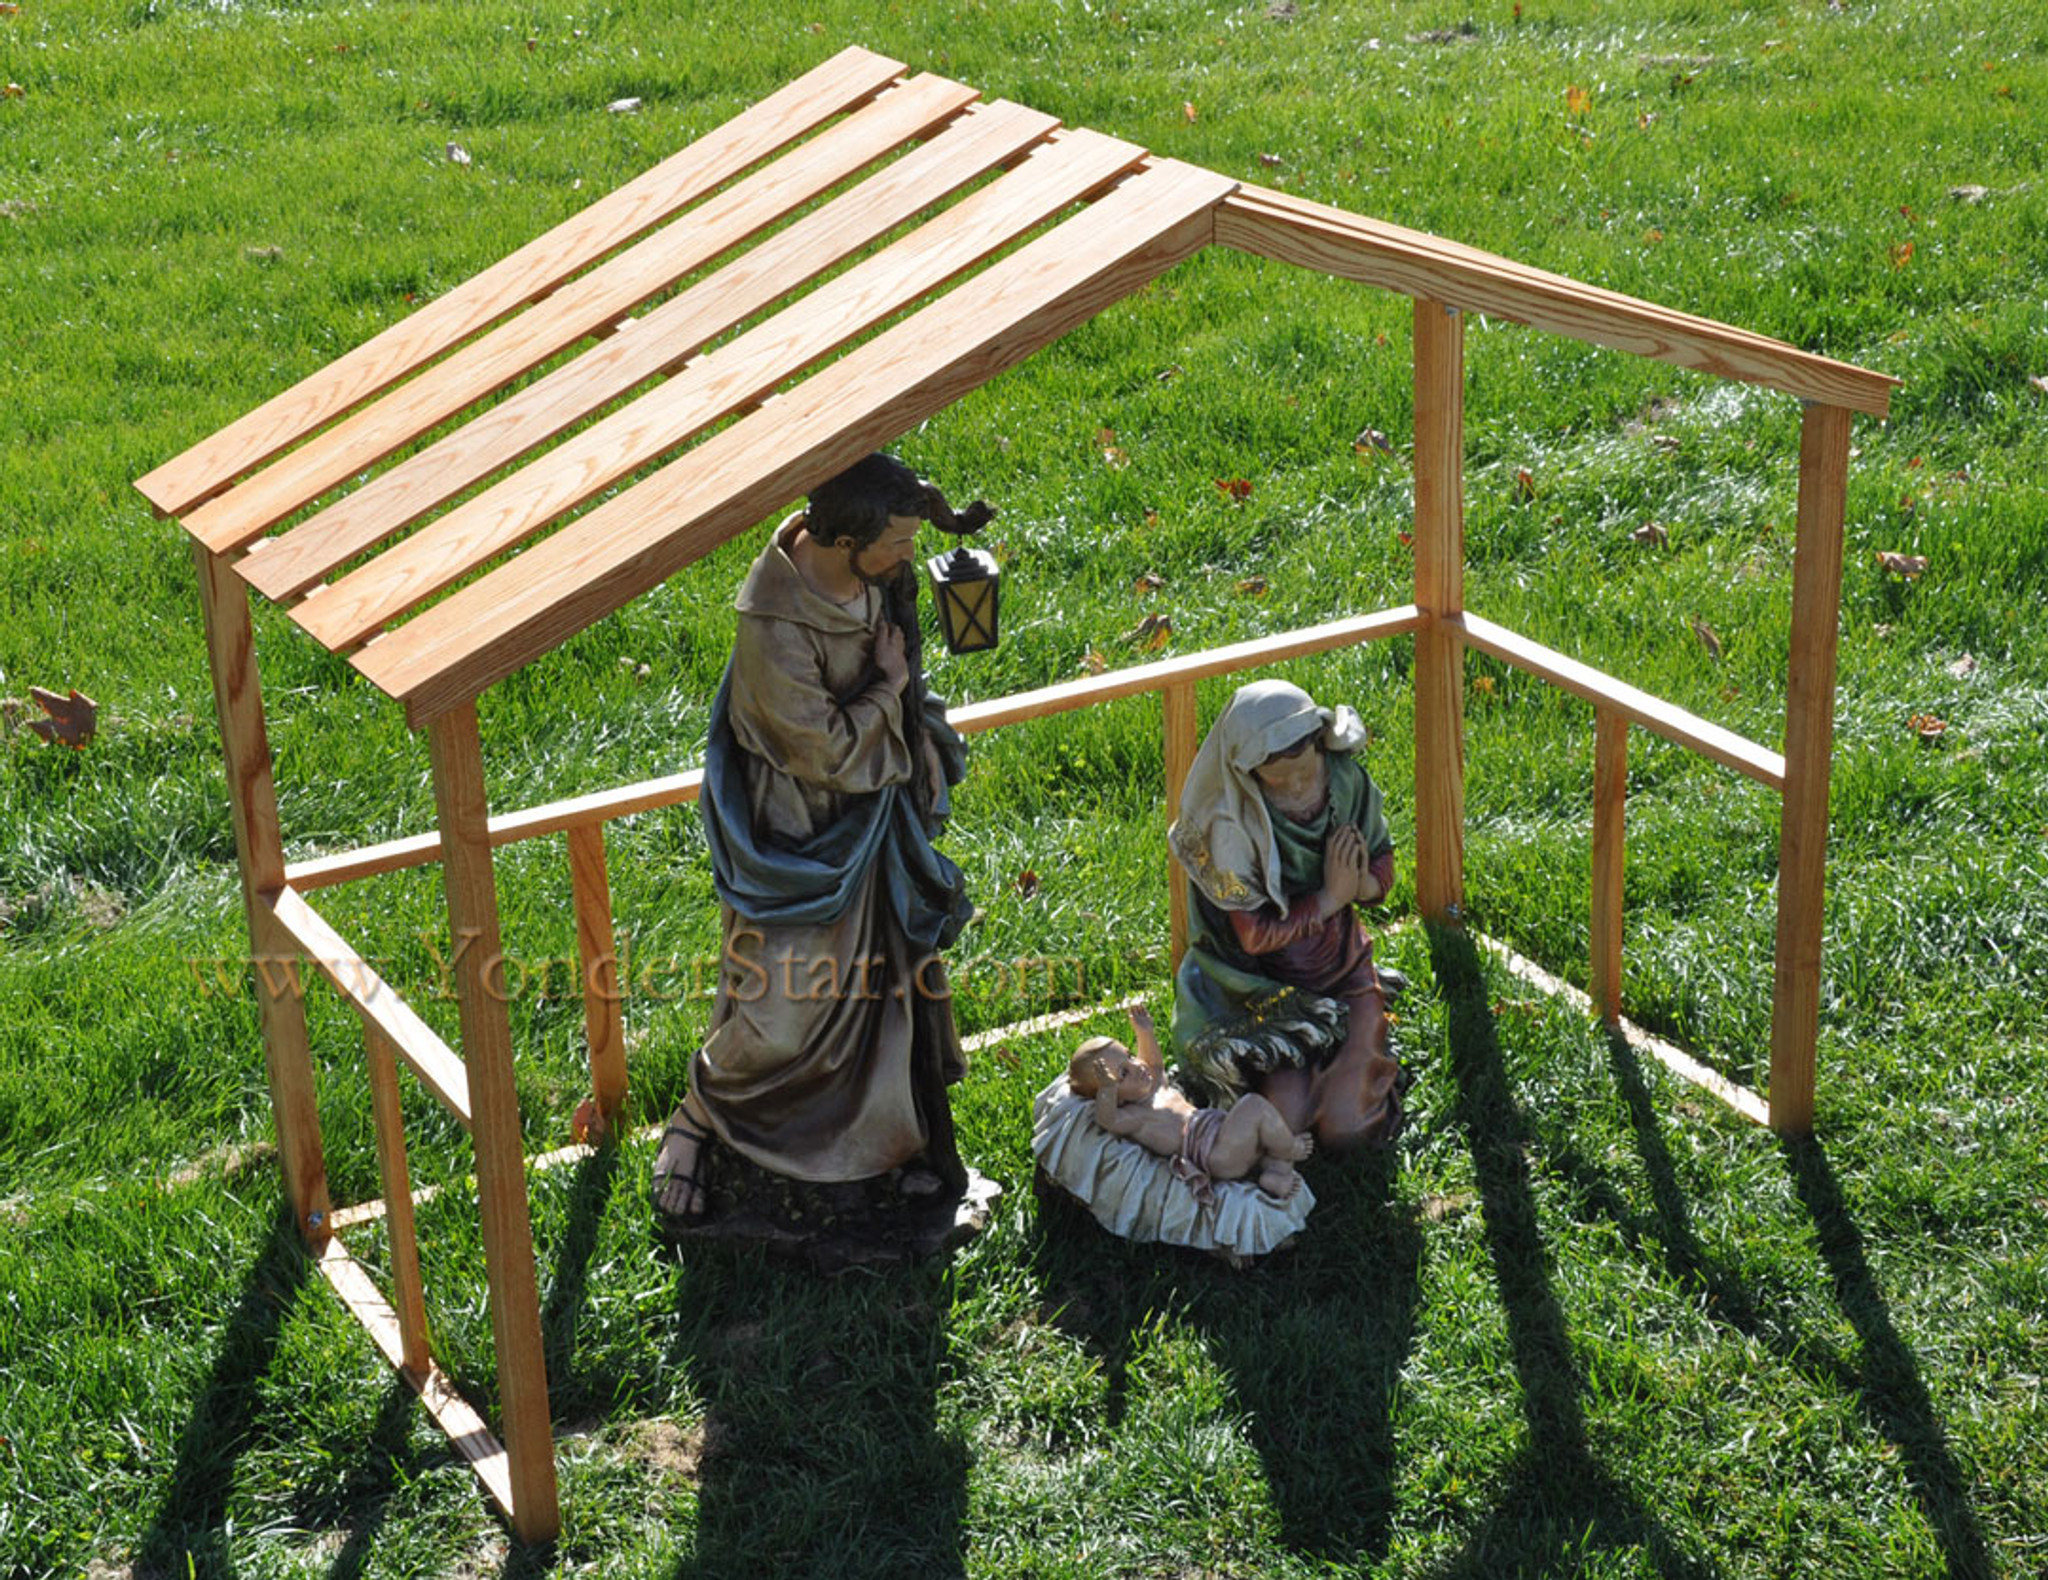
134, 45, 905, 520
295, 127, 1147, 652
355, 158, 1238, 719
1217, 187, 1896, 416
245, 99, 1063, 607
189, 72, 980, 555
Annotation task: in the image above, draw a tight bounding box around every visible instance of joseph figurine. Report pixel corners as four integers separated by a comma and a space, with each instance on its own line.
652, 454, 991, 1227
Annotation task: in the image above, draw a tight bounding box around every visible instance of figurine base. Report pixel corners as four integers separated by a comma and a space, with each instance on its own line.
656, 1139, 1000, 1273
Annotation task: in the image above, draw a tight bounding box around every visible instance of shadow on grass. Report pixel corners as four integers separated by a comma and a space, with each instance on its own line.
1546, 1025, 1992, 1579
663, 1248, 969, 1579
539, 1143, 621, 1408
134, 1205, 307, 1580
1422, 927, 1710, 1580
1031, 1088, 1423, 1563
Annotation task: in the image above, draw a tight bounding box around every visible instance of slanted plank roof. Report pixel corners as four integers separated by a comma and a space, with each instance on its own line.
142, 45, 1896, 728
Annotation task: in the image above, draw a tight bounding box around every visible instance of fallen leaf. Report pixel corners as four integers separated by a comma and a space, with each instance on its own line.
571, 1097, 607, 1145
243, 244, 285, 262
1513, 466, 1537, 500
606, 96, 643, 115
1353, 425, 1394, 456
1257, 152, 1285, 168
1638, 111, 1657, 129
1079, 648, 1108, 675
1234, 575, 1269, 597
1470, 673, 1496, 695
1132, 572, 1166, 595
1890, 240, 1914, 269
446, 141, 472, 165
1213, 477, 1254, 503
1182, 100, 1199, 123
1566, 84, 1592, 116
1156, 364, 1183, 383
1119, 612, 1173, 650
2029, 375, 2048, 394
1631, 521, 1669, 547
1946, 652, 1977, 678
1906, 712, 1948, 742
1687, 616, 1722, 660
526, 36, 538, 50
1643, 226, 1664, 244
1948, 184, 1989, 203
1873, 623, 1897, 639
1142, 508, 1161, 527
1397, 530, 1414, 548
1420, 1191, 1475, 1222
1876, 550, 1928, 579
1014, 868, 1041, 898
1102, 444, 1129, 469
991, 1044, 1021, 1070
24, 686, 96, 748
1649, 431, 1682, 454
3, 83, 23, 99
0, 5, 21, 15
1905, 454, 1924, 469
1263, 0, 1298, 18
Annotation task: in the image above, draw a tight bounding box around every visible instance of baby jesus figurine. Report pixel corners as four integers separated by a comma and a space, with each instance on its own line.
1067, 1007, 1314, 1202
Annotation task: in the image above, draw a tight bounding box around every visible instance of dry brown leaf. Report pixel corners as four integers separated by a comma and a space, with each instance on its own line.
1566, 84, 1592, 116
571, 1097, 608, 1145
1873, 622, 1897, 640
25, 686, 96, 749
3, 83, 24, 99
1907, 712, 1948, 741
1470, 674, 1496, 695
446, 141, 472, 165
1096, 426, 1118, 447
1133, 572, 1166, 595
1102, 444, 1129, 469
1257, 152, 1285, 168
1263, 0, 1298, 19
1353, 425, 1394, 456
2029, 375, 2048, 394
1397, 530, 1414, 548
1079, 648, 1109, 675
1513, 466, 1537, 500
1420, 1191, 1475, 1222
1687, 616, 1722, 660
1631, 521, 1669, 547
1946, 652, 1977, 678
1890, 240, 1915, 269
1156, 364, 1183, 383
1949, 183, 1989, 203
1142, 507, 1161, 527
1234, 575, 1269, 598
1214, 477, 1254, 502
1014, 869, 1041, 898
1876, 550, 1928, 579
1182, 101, 1199, 123
1643, 226, 1664, 244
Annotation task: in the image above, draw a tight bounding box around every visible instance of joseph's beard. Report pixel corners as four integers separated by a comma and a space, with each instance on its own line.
856, 559, 917, 596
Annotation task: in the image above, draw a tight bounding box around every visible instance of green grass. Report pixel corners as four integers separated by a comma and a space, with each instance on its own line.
4, 0, 2047, 1574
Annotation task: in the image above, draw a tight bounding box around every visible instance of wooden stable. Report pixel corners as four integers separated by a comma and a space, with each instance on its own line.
138, 48, 1895, 1541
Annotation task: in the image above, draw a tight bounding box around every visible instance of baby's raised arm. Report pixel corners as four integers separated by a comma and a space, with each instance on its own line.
1127, 1005, 1164, 1075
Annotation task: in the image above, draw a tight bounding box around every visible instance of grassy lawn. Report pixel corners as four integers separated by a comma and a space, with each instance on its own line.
4, 0, 2046, 1575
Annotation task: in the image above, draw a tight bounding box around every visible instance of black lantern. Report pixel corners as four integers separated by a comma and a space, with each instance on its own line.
927, 544, 1001, 654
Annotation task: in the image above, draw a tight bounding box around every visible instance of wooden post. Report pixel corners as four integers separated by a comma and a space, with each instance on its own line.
1162, 681, 1199, 968
362, 1021, 431, 1376
425, 702, 560, 1542
1769, 403, 1852, 1134
1591, 709, 1627, 1024
1413, 299, 1467, 923
567, 824, 628, 1130
190, 542, 332, 1243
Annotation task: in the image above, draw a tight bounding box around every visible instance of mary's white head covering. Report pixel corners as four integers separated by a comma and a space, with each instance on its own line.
1168, 679, 1365, 914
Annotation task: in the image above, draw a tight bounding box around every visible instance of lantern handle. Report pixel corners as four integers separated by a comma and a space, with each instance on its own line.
920, 482, 997, 537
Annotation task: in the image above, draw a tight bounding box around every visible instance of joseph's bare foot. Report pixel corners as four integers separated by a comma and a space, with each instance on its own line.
1289, 1131, 1315, 1162
652, 1105, 711, 1219
1257, 1162, 1303, 1199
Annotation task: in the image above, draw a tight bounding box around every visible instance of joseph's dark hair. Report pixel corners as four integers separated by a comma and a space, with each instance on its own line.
805, 452, 998, 549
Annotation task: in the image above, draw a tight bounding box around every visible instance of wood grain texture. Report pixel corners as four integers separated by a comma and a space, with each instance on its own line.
1412, 300, 1466, 924
425, 703, 558, 1543
567, 824, 627, 1129
266, 884, 473, 1128
247, 101, 1061, 608
136, 47, 904, 519
1162, 682, 1198, 968
1455, 612, 1786, 788
359, 160, 1238, 721
362, 1022, 431, 1374
1591, 708, 1627, 1024
193, 72, 977, 555
191, 542, 332, 1240
317, 1235, 516, 1516
1216, 190, 1896, 416
1769, 401, 1852, 1134
295, 125, 1143, 651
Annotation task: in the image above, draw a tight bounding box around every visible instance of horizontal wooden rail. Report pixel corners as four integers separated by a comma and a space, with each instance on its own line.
1453, 611, 1786, 789
288, 604, 1424, 889
1215, 188, 1896, 417
265, 885, 473, 1128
